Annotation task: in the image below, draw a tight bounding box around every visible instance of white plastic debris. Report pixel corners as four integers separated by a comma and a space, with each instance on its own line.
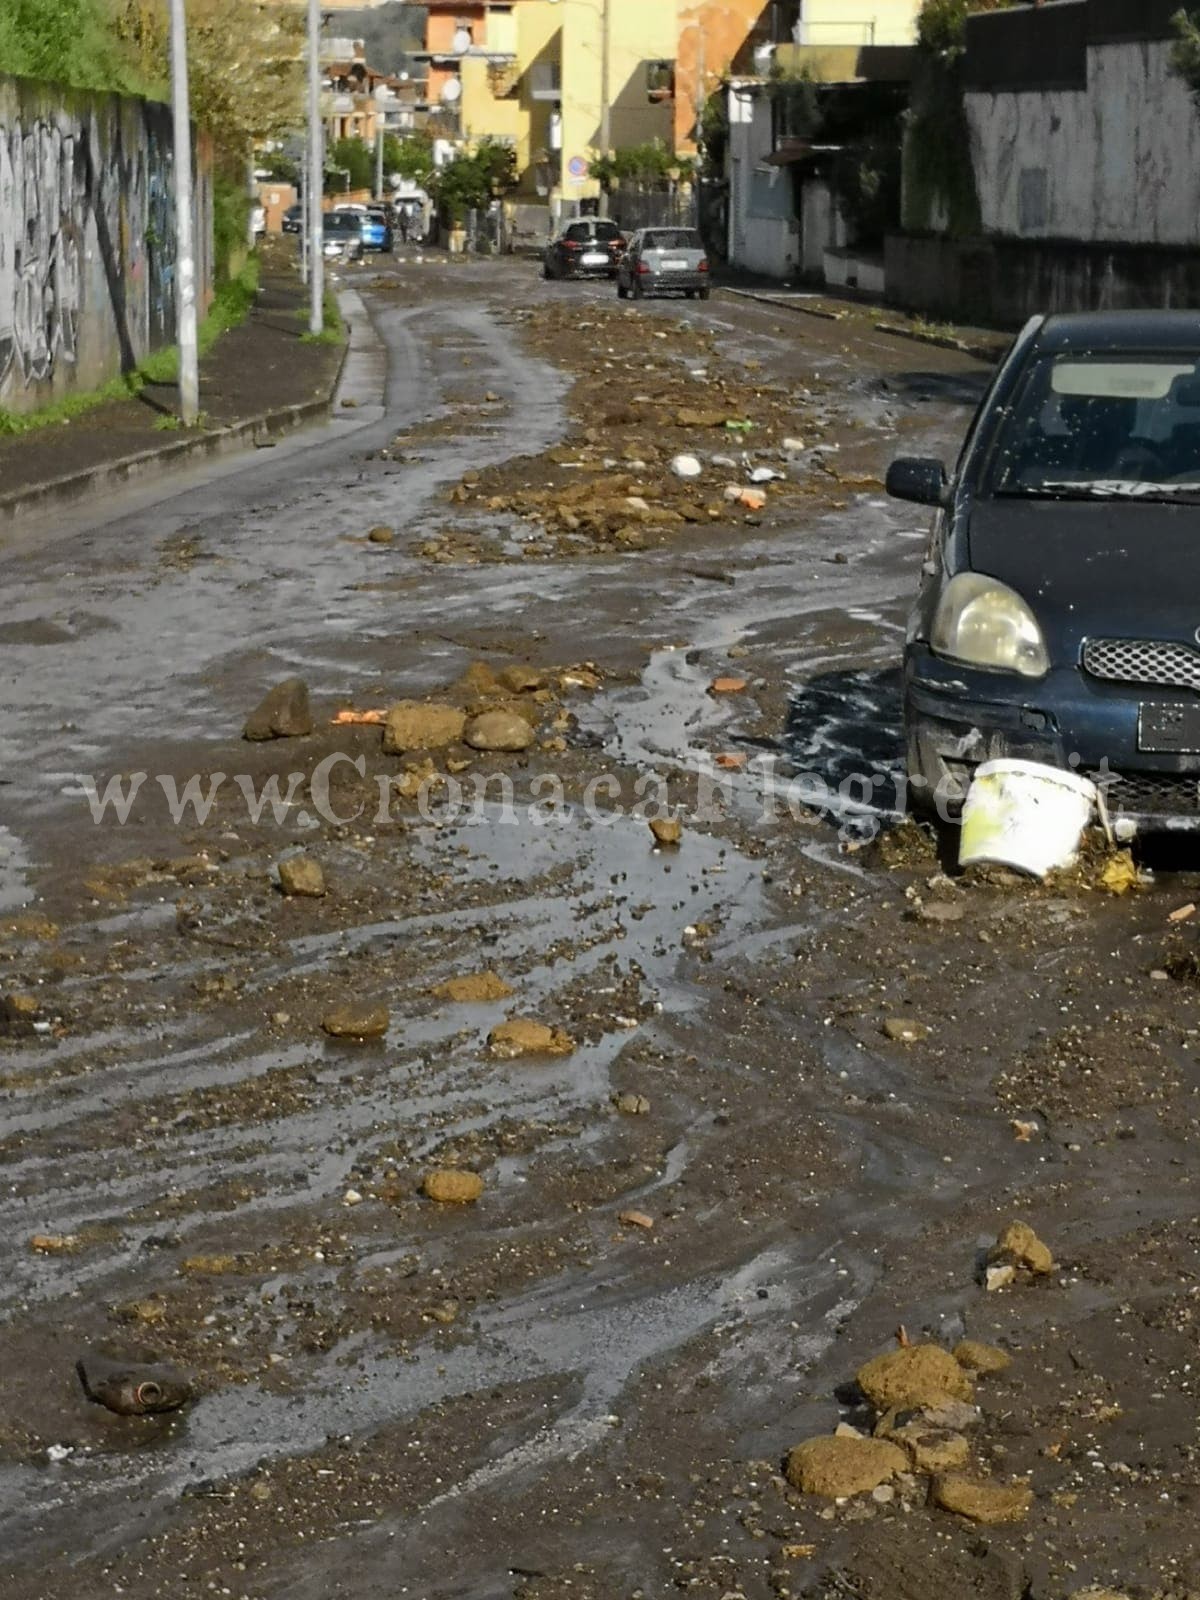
749, 466, 784, 483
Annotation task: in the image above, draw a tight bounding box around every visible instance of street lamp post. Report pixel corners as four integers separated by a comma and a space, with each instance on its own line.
307, 0, 325, 336
168, 0, 200, 423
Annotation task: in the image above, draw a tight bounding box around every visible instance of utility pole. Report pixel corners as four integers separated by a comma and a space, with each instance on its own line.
168, 0, 200, 424
300, 133, 309, 285
375, 120, 384, 202
307, 0, 324, 336
598, 0, 611, 216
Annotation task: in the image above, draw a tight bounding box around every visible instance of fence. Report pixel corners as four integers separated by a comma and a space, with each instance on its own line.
608, 182, 698, 236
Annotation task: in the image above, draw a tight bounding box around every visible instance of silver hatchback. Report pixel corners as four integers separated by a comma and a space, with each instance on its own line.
617, 228, 710, 301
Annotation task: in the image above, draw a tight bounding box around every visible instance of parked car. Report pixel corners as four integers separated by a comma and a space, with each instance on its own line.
542, 219, 624, 280
322, 210, 364, 263
282, 203, 304, 235
361, 206, 394, 253
889, 309, 1200, 830
617, 228, 710, 300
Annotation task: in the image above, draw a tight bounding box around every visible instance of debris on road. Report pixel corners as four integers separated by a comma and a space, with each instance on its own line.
856, 1344, 973, 1410
243, 677, 313, 741
931, 1472, 1032, 1524
423, 1169, 485, 1205
708, 676, 748, 695
1099, 850, 1142, 895
488, 1018, 575, 1058
367, 525, 395, 545
321, 1004, 390, 1041
785, 1436, 906, 1498
1168, 902, 1197, 923
382, 702, 467, 754
432, 971, 514, 1003
953, 1340, 1011, 1374
614, 1092, 651, 1115
464, 710, 536, 752
882, 1017, 929, 1044
618, 1209, 655, 1230
649, 817, 683, 847
670, 454, 703, 479
987, 1219, 1055, 1278
332, 707, 388, 726
277, 856, 326, 898
76, 1353, 193, 1416
29, 1233, 80, 1255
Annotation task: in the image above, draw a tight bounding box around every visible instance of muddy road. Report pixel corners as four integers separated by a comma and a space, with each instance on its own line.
3, 256, 1200, 1600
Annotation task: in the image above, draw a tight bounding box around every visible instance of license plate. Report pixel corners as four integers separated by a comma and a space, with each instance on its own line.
581, 252, 607, 266
1138, 701, 1200, 753
661, 259, 687, 271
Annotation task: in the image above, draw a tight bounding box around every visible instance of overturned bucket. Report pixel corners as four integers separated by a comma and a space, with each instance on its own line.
958, 759, 1097, 878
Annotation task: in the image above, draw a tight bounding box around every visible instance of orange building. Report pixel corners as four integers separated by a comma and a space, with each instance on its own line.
675, 0, 785, 154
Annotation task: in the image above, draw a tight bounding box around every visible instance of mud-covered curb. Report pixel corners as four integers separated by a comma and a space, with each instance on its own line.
0, 337, 351, 528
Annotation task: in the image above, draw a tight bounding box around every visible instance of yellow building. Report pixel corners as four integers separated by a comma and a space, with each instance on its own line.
421, 0, 678, 209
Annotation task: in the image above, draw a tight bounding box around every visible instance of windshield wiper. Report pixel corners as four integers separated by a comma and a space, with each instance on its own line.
1001, 480, 1200, 504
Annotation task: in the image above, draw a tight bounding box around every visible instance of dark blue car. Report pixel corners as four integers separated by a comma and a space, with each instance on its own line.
889, 310, 1200, 831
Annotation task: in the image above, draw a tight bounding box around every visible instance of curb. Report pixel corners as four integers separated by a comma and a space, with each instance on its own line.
723, 286, 846, 322
0, 336, 351, 528
872, 319, 1006, 364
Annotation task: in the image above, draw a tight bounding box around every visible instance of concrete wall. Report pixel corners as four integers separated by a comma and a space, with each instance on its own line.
884, 231, 1200, 326
0, 74, 212, 417
797, 0, 920, 46
675, 0, 767, 154
727, 83, 800, 277
965, 38, 1200, 245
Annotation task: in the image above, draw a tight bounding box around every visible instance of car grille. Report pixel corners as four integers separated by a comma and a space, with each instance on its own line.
1087, 769, 1200, 816
1083, 637, 1200, 693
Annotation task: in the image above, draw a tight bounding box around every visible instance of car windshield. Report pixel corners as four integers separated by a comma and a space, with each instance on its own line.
987, 350, 1200, 498
324, 214, 361, 234
643, 229, 700, 250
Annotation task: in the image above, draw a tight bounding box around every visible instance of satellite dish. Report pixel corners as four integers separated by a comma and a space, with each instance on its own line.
452, 26, 472, 53
440, 77, 462, 104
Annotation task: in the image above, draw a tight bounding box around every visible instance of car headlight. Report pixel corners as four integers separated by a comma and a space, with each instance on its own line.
931, 572, 1049, 677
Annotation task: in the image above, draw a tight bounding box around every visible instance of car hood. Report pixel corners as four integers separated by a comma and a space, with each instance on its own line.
967, 498, 1200, 640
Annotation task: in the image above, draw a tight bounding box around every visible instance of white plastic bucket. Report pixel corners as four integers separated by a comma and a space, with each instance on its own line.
958, 759, 1097, 878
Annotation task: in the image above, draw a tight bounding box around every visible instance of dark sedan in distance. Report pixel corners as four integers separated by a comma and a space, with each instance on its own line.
888, 309, 1200, 831
542, 219, 625, 280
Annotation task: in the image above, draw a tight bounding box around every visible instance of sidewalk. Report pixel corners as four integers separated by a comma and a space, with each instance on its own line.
0, 239, 348, 523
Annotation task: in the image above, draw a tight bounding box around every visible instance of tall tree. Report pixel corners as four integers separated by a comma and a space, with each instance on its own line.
0, 0, 149, 93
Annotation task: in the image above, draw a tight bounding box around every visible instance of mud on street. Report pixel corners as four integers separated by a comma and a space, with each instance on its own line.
3, 255, 1200, 1600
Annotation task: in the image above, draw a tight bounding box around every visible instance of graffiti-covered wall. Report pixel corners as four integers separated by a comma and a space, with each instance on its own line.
0, 74, 213, 416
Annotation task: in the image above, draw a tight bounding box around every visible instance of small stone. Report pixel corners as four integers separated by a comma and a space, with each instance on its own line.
343, 1189, 364, 1206
614, 1092, 651, 1115
784, 1436, 907, 1498
670, 453, 703, 479
244, 677, 313, 741
931, 1473, 1033, 1525
271, 1011, 291, 1027
382, 701, 467, 754
985, 1263, 1016, 1293
834, 1422, 864, 1439
871, 1484, 895, 1504
29, 1233, 79, 1255
1067, 1589, 1134, 1600
649, 817, 682, 847
180, 1254, 236, 1276
278, 856, 325, 898
919, 1400, 982, 1431
709, 677, 748, 695
497, 664, 545, 694
322, 1004, 389, 1040
915, 901, 964, 925
4, 993, 40, 1020
429, 1298, 460, 1323
112, 1297, 166, 1324
954, 1340, 1012, 1374
856, 1345, 974, 1411
367, 525, 394, 544
488, 1018, 575, 1058
433, 971, 514, 1003
988, 1219, 1054, 1276
618, 1209, 655, 1230
423, 1169, 484, 1205
882, 1017, 929, 1043
464, 710, 536, 752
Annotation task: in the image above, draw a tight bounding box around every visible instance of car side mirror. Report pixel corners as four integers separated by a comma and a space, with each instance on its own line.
886, 456, 949, 507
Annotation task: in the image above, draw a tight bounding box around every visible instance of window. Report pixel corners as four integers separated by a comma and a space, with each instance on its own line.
647, 61, 675, 101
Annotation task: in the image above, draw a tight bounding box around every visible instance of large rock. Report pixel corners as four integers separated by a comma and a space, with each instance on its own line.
488, 1018, 575, 1059
382, 701, 467, 754
322, 1004, 389, 1040
989, 1220, 1054, 1276
784, 1436, 907, 1498
876, 1410, 971, 1474
464, 710, 536, 753
498, 664, 545, 694
953, 1340, 1012, 1375
856, 1344, 974, 1411
244, 678, 313, 741
278, 856, 326, 898
422, 1169, 484, 1204
931, 1473, 1033, 1524
433, 971, 514, 1003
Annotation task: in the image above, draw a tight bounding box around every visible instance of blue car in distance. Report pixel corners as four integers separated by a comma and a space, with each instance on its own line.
888, 310, 1200, 832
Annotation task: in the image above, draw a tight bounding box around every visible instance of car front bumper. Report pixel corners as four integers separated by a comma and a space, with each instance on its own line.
905, 645, 1200, 831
